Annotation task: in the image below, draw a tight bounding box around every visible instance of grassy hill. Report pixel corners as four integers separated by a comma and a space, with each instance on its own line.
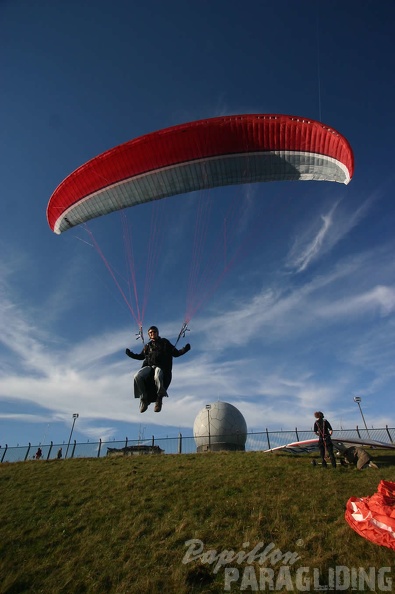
1, 449, 395, 593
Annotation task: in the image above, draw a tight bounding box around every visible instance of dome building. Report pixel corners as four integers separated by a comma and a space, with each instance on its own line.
193, 401, 247, 452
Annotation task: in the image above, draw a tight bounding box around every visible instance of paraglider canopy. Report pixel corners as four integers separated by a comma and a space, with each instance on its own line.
47, 114, 354, 234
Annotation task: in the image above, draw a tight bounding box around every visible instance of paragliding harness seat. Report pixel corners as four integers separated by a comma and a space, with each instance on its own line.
135, 366, 169, 414
135, 366, 159, 404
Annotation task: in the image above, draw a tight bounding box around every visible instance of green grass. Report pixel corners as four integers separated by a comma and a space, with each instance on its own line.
1, 450, 394, 593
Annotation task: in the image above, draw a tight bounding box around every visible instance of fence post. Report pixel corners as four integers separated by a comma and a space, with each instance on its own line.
295, 427, 299, 441
125, 437, 128, 448
178, 433, 182, 454
386, 425, 394, 443
71, 440, 77, 458
356, 425, 361, 438
152, 435, 155, 447
97, 439, 102, 458
266, 428, 271, 450
1, 445, 8, 463
47, 441, 53, 460
24, 443, 32, 461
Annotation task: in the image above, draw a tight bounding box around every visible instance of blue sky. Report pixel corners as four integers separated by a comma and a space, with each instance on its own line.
1, 0, 394, 448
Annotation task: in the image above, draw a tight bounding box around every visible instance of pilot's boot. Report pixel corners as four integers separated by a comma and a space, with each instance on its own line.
140, 397, 148, 413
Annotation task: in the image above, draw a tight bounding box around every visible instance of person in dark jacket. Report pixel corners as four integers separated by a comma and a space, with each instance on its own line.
313, 411, 336, 468
126, 326, 191, 413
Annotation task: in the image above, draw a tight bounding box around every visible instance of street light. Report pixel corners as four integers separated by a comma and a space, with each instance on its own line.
65, 413, 79, 459
353, 396, 370, 437
206, 404, 211, 451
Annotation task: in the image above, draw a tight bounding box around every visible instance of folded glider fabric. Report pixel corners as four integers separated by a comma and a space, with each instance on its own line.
345, 480, 395, 550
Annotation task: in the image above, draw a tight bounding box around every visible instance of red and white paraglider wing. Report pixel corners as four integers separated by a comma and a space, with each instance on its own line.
47, 114, 354, 235
345, 480, 395, 550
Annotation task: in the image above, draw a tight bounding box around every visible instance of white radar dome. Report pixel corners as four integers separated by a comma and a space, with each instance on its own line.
193, 401, 247, 452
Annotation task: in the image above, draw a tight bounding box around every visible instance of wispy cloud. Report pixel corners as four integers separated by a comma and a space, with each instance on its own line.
289, 202, 338, 272
286, 194, 376, 273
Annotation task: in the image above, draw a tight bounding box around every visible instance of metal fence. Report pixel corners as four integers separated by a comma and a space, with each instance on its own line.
1, 426, 394, 463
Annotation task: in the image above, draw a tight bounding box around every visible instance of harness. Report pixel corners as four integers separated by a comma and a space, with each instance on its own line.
316, 419, 331, 459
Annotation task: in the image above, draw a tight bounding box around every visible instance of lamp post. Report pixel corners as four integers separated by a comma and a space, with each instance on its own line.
65, 413, 79, 459
353, 397, 370, 437
206, 404, 211, 451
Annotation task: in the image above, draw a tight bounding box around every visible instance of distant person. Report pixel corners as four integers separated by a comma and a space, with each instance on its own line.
313, 411, 336, 468
126, 325, 191, 413
57, 447, 63, 459
342, 446, 378, 470
35, 447, 43, 460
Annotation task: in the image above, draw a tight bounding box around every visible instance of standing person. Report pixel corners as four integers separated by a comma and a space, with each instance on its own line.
35, 447, 42, 460
126, 326, 191, 413
314, 411, 336, 468
57, 447, 63, 459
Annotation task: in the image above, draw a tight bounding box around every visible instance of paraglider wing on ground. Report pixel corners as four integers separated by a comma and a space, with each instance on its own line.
345, 480, 395, 551
264, 437, 395, 454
